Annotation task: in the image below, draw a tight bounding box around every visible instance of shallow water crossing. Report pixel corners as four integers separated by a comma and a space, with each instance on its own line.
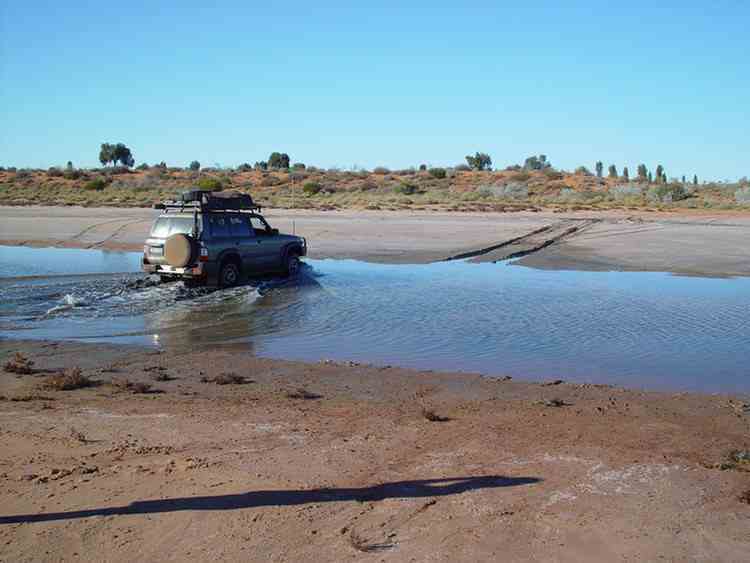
1, 245, 748, 393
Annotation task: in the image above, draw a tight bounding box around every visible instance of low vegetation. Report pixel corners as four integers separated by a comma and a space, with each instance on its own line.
200, 372, 251, 385
421, 407, 451, 422
112, 378, 154, 394
2, 148, 748, 212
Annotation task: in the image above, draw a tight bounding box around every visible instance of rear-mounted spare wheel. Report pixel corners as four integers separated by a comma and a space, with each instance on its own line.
164, 233, 195, 267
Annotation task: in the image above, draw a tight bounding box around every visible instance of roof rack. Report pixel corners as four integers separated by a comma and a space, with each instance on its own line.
154, 190, 262, 213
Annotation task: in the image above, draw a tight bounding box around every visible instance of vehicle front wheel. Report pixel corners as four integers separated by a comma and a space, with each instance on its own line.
285, 253, 301, 277
219, 260, 240, 288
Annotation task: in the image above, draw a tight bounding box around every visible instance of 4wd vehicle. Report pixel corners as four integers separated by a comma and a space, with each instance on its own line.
142, 190, 307, 287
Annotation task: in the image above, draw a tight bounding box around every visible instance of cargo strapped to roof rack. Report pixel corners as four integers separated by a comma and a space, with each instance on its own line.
154, 190, 261, 213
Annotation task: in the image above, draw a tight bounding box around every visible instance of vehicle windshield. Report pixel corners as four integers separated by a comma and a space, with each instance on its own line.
150, 217, 196, 238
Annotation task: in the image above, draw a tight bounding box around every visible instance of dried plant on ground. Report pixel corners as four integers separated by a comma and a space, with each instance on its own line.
3, 352, 34, 375
421, 407, 451, 422
200, 372, 251, 385
112, 379, 154, 394
285, 388, 322, 400
46, 368, 92, 391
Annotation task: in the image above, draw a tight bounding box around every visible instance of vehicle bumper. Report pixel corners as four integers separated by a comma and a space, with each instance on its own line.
142, 259, 215, 283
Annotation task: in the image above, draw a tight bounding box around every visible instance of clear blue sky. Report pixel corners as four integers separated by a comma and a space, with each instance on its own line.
1, 1, 748, 180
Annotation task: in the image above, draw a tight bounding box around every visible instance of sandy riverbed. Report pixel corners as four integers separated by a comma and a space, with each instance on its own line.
1, 206, 749, 276
0, 340, 748, 562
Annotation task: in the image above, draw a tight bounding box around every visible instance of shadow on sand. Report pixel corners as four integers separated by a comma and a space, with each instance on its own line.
0, 475, 540, 525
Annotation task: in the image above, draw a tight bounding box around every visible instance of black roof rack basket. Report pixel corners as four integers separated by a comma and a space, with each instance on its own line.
155, 190, 261, 213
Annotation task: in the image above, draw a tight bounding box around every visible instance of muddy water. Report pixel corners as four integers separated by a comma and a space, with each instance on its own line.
1, 245, 748, 392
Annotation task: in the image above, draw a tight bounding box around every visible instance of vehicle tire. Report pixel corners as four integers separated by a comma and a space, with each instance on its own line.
219, 259, 240, 288
285, 253, 301, 277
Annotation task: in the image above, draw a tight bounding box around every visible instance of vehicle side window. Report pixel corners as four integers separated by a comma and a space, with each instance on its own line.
209, 215, 231, 237
249, 216, 269, 235
229, 215, 253, 237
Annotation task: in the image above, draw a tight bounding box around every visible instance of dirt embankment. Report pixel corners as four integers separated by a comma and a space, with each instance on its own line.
1, 341, 748, 562
2, 206, 750, 277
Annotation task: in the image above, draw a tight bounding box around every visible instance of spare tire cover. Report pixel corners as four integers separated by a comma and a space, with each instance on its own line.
164, 234, 194, 267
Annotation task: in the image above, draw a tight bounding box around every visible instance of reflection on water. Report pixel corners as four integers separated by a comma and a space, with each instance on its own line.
1, 246, 749, 393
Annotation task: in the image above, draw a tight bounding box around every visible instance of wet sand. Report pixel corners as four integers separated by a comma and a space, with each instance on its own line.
1, 206, 749, 276
0, 340, 748, 562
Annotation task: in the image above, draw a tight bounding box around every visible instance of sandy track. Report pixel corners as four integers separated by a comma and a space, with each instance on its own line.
1, 206, 749, 276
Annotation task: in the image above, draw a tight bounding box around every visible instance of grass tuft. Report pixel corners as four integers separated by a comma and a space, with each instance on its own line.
285, 388, 323, 400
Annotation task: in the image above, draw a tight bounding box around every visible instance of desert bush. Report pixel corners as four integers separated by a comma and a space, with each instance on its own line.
542, 168, 563, 180
394, 182, 418, 195
647, 184, 688, 204
136, 163, 149, 171
454, 163, 471, 172
6, 167, 17, 173
15, 169, 31, 179
373, 166, 390, 175
47, 368, 92, 391
509, 171, 531, 182
47, 167, 63, 177
303, 181, 322, 195
428, 167, 446, 179
292, 162, 306, 170
260, 175, 281, 187
3, 352, 34, 374
358, 180, 378, 191
196, 177, 223, 191
735, 187, 750, 204
611, 183, 643, 201
480, 182, 528, 200
63, 168, 83, 180
575, 166, 592, 176
189, 160, 201, 171
419, 164, 427, 171
237, 163, 253, 172
84, 177, 108, 191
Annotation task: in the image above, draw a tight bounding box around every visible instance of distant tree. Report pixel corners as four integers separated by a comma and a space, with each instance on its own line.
595, 161, 604, 178
655, 164, 664, 184
156, 161, 167, 169
523, 155, 551, 171
608, 164, 618, 179
136, 163, 149, 171
622, 166, 629, 181
66, 161, 74, 171
648, 171, 653, 183
419, 164, 427, 171
682, 175, 686, 184
637, 164, 648, 181
292, 162, 306, 170
189, 160, 201, 171
255, 161, 268, 171
237, 163, 253, 172
99, 143, 115, 167
575, 166, 592, 176
465, 152, 492, 171
100, 143, 134, 167
693, 174, 698, 185
268, 152, 290, 169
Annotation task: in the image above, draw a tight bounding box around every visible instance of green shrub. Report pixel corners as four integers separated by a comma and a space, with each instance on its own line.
373, 166, 390, 174
394, 182, 417, 195
84, 177, 108, 191
136, 163, 149, 171
303, 181, 322, 195
189, 160, 201, 171
428, 167, 446, 179
47, 167, 63, 177
196, 177, 223, 191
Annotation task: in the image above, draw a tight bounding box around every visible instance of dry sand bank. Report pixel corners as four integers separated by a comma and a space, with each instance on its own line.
0, 341, 748, 562
1, 206, 749, 276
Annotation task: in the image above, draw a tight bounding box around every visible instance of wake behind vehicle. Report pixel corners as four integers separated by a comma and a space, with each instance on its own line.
142, 190, 307, 287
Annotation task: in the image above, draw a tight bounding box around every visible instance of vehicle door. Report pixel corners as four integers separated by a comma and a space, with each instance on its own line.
227, 214, 265, 274
249, 215, 283, 270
